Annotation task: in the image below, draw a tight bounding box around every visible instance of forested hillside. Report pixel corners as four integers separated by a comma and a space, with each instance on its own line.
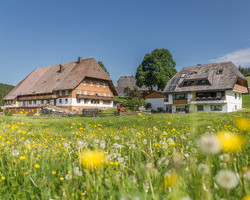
0, 83, 14, 105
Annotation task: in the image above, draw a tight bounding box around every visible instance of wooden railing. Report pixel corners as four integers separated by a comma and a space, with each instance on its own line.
18, 95, 56, 101
76, 94, 114, 100
172, 99, 188, 104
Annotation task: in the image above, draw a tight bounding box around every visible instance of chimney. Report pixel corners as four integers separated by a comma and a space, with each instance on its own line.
78, 57, 82, 63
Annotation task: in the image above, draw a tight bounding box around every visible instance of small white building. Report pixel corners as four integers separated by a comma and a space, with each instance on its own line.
144, 91, 168, 112
153, 62, 249, 113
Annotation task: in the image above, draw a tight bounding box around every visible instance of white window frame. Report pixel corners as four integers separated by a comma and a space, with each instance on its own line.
96, 83, 99, 87
77, 90, 81, 94
103, 93, 106, 97
82, 81, 86, 86
84, 91, 87, 95
103, 83, 106, 88
90, 82, 93, 86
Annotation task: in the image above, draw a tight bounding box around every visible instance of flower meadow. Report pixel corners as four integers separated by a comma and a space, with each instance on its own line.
0, 112, 249, 200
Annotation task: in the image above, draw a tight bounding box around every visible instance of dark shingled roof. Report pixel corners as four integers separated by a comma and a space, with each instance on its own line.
116, 76, 150, 95
4, 58, 117, 100
164, 62, 248, 93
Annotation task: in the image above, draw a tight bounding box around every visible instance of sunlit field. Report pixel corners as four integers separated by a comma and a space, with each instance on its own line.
0, 111, 250, 200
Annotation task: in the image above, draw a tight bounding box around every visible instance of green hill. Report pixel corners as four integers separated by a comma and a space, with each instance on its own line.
0, 83, 15, 106
242, 76, 250, 108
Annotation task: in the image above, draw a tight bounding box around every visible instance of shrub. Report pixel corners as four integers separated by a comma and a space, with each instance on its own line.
5, 110, 13, 116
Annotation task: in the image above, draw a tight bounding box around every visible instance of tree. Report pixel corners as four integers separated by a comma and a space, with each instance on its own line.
98, 61, 110, 76
123, 87, 142, 98
136, 49, 177, 91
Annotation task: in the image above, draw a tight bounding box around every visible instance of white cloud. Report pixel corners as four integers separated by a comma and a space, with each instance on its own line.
210, 48, 250, 67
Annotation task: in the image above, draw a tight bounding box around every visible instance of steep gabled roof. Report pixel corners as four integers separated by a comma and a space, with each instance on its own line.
4, 58, 117, 100
116, 76, 150, 95
164, 62, 248, 94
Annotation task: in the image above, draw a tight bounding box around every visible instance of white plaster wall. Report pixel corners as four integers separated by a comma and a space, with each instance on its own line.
164, 94, 173, 105
225, 91, 242, 112
56, 98, 113, 108
193, 104, 227, 113
146, 98, 165, 111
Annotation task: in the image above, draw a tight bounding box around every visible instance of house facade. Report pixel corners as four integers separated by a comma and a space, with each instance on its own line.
144, 91, 168, 112
160, 62, 248, 113
3, 57, 117, 113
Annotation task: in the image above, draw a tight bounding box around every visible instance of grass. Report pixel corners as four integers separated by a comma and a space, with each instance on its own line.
242, 76, 250, 109
0, 111, 249, 200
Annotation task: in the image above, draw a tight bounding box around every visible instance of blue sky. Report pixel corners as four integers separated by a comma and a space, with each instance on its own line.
1, 0, 250, 86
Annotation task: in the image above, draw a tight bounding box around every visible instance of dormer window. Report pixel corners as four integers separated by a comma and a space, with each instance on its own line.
96, 83, 100, 87
181, 73, 186, 78
82, 81, 86, 85
217, 69, 223, 74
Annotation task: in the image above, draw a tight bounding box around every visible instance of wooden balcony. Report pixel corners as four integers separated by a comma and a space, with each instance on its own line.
76, 94, 114, 101
18, 95, 56, 101
195, 96, 226, 101
233, 84, 248, 93
173, 99, 188, 104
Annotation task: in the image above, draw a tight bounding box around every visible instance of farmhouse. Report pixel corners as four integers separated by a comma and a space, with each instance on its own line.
3, 57, 117, 113
149, 62, 248, 113
144, 91, 168, 112
116, 76, 150, 96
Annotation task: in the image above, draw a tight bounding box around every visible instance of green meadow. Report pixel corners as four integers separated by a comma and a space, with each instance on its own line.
0, 110, 249, 200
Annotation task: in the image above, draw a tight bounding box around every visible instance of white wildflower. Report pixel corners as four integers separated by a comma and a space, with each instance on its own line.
143, 139, 147, 145
216, 170, 239, 190
73, 167, 79, 174
63, 142, 70, 148
168, 138, 175, 145
65, 174, 72, 180
11, 150, 19, 156
24, 140, 31, 146
198, 134, 221, 154
100, 140, 105, 149
244, 170, 250, 181
219, 153, 230, 162
77, 171, 83, 176
198, 163, 210, 175
114, 136, 120, 140
93, 139, 99, 143
118, 157, 125, 164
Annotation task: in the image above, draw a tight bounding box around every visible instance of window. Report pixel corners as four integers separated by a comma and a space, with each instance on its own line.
65, 90, 69, 95
235, 93, 237, 99
59, 91, 62, 96
96, 83, 99, 87
181, 73, 186, 78
103, 93, 106, 97
77, 99, 81, 104
90, 91, 94, 95
59, 99, 62, 104
65, 99, 68, 104
97, 92, 100, 96
217, 69, 223, 74
173, 94, 187, 100
108, 93, 110, 97
103, 83, 106, 88
33, 100, 36, 105
84, 99, 88, 104
82, 81, 86, 85
77, 90, 81, 94
84, 91, 87, 95
90, 82, 93, 86
197, 105, 204, 112
211, 105, 222, 111
41, 100, 44, 104
235, 105, 237, 110
204, 69, 209, 73
23, 101, 26, 106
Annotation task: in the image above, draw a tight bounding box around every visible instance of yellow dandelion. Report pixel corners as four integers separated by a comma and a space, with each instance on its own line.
60, 177, 64, 181
52, 171, 56, 175
81, 150, 106, 169
34, 164, 40, 169
217, 132, 246, 153
1, 176, 6, 180
20, 156, 26, 161
242, 196, 250, 200
162, 172, 178, 188
236, 118, 250, 131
